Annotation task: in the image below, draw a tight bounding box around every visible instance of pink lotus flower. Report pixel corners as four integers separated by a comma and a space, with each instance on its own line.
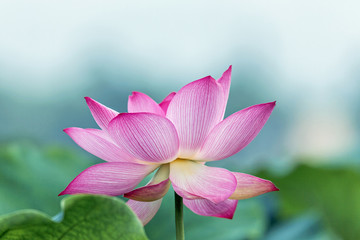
60, 66, 278, 225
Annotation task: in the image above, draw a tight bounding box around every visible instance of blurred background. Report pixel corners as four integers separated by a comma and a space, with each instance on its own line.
0, 1, 359, 239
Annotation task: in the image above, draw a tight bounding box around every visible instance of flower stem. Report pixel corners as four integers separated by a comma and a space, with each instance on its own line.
174, 191, 185, 240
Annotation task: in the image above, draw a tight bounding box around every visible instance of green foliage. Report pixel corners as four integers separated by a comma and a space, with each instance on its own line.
0, 141, 271, 239
261, 164, 360, 240
0, 141, 96, 215
0, 194, 148, 240
3, 141, 358, 239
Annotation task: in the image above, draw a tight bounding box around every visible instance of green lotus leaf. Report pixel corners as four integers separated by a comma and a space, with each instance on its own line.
0, 194, 148, 240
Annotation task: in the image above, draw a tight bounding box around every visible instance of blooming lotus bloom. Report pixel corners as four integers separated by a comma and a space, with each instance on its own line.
60, 66, 278, 225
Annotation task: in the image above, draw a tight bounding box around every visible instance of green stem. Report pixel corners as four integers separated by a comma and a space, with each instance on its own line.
174, 191, 185, 240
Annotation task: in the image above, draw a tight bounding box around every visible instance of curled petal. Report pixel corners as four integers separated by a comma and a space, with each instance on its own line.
59, 162, 158, 196
125, 179, 170, 202
127, 199, 162, 226
64, 127, 135, 163
170, 160, 237, 203
85, 97, 118, 130
128, 92, 165, 116
230, 172, 279, 200
166, 76, 225, 158
108, 113, 179, 164
196, 102, 276, 161
183, 198, 238, 219
125, 165, 170, 202
159, 92, 176, 114
217, 65, 232, 119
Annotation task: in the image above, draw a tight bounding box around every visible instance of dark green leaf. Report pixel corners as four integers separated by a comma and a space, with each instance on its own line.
0, 194, 148, 240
